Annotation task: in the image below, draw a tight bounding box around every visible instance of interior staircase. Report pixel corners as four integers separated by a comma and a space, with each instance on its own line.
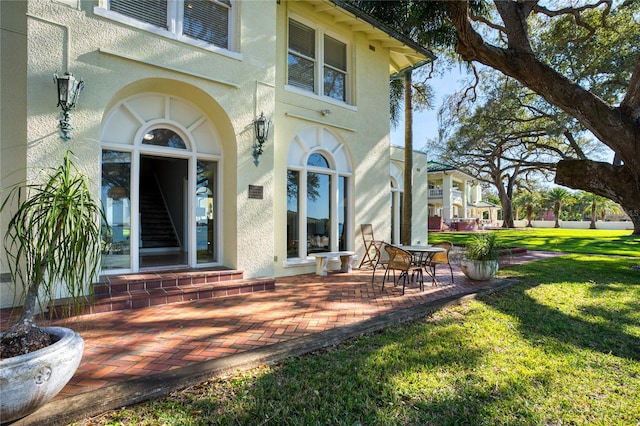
139, 176, 180, 249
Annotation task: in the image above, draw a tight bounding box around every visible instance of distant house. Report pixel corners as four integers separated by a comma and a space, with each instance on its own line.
0, 0, 434, 307
426, 161, 500, 231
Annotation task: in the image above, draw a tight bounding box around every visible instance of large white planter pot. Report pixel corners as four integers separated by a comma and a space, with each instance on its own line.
0, 326, 84, 423
460, 259, 499, 281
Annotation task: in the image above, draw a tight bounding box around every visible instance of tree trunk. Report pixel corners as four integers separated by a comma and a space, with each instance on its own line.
555, 159, 640, 234
554, 201, 561, 228
448, 1, 640, 236
402, 71, 413, 245
501, 198, 515, 228
492, 169, 516, 228
0, 275, 52, 359
497, 191, 515, 228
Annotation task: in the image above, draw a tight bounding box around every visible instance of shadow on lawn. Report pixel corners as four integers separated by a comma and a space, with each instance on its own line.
215, 322, 505, 425
187, 255, 640, 425
483, 255, 640, 361
150, 256, 640, 426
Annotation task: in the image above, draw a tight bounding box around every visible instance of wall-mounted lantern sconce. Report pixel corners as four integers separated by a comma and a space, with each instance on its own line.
53, 72, 84, 141
253, 112, 270, 165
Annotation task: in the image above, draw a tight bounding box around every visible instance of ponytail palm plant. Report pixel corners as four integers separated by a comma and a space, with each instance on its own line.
464, 232, 502, 262
460, 232, 504, 281
1, 151, 106, 359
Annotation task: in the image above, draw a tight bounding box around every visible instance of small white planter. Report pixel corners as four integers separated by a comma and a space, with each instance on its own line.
0, 326, 84, 423
460, 259, 499, 281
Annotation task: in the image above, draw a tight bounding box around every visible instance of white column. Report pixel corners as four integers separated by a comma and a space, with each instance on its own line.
442, 175, 452, 222
462, 180, 469, 218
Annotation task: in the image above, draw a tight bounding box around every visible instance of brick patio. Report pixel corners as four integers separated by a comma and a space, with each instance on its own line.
2, 250, 561, 426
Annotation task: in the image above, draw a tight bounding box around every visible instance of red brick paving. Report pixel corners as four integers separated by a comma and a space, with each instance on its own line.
2, 251, 559, 407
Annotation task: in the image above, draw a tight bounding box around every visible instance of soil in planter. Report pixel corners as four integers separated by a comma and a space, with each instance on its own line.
0, 324, 52, 359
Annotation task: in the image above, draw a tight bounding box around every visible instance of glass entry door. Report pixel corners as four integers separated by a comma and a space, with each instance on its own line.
99, 94, 222, 274
138, 155, 188, 269
101, 151, 219, 273
196, 160, 217, 264
102, 150, 132, 271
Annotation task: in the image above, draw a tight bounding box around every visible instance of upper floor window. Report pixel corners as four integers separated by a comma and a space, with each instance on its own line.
323, 35, 346, 100
288, 18, 348, 103
99, 0, 233, 51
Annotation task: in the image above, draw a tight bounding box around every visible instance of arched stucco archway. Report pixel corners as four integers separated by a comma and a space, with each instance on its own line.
99, 79, 238, 273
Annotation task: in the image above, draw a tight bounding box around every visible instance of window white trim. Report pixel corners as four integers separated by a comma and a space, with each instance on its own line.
94, 0, 238, 56
283, 86, 356, 110
287, 14, 352, 105
285, 127, 353, 266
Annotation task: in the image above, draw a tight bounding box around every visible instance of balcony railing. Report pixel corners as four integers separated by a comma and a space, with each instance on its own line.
429, 188, 443, 198
452, 190, 463, 205
429, 188, 464, 202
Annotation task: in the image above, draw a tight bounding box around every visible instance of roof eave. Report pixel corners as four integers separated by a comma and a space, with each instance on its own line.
326, 0, 436, 75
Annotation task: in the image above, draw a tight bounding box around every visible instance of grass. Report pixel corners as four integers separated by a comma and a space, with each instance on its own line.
78, 230, 640, 425
427, 228, 639, 257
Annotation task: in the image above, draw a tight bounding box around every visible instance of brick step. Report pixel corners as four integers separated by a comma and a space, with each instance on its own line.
31, 269, 276, 319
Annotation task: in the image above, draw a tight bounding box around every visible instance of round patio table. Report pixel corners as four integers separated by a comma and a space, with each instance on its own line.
398, 245, 446, 285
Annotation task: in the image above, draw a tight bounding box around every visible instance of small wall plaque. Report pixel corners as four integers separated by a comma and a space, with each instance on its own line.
248, 185, 263, 199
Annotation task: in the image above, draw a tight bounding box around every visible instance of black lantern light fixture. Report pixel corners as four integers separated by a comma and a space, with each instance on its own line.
53, 72, 84, 141
253, 112, 270, 165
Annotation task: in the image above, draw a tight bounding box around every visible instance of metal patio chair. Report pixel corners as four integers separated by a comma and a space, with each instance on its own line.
423, 241, 454, 286
383, 244, 424, 295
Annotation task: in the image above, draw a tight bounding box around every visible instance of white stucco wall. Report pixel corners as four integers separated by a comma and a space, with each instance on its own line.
1, 1, 29, 308
272, 1, 402, 276
1, 0, 424, 298
508, 220, 634, 230
390, 147, 429, 245
10, 0, 278, 280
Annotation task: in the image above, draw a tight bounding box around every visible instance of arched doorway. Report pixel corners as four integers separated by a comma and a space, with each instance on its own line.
100, 93, 222, 273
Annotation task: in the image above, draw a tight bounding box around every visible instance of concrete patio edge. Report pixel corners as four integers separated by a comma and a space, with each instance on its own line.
13, 279, 518, 426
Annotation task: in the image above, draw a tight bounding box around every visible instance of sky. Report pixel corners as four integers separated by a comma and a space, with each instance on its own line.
390, 67, 468, 152
390, 65, 616, 166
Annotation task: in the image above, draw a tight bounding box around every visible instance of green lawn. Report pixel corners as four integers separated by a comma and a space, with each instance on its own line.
80, 232, 640, 426
428, 228, 639, 257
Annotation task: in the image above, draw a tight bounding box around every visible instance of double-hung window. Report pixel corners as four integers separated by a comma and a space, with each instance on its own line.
288, 18, 348, 103
98, 0, 233, 51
